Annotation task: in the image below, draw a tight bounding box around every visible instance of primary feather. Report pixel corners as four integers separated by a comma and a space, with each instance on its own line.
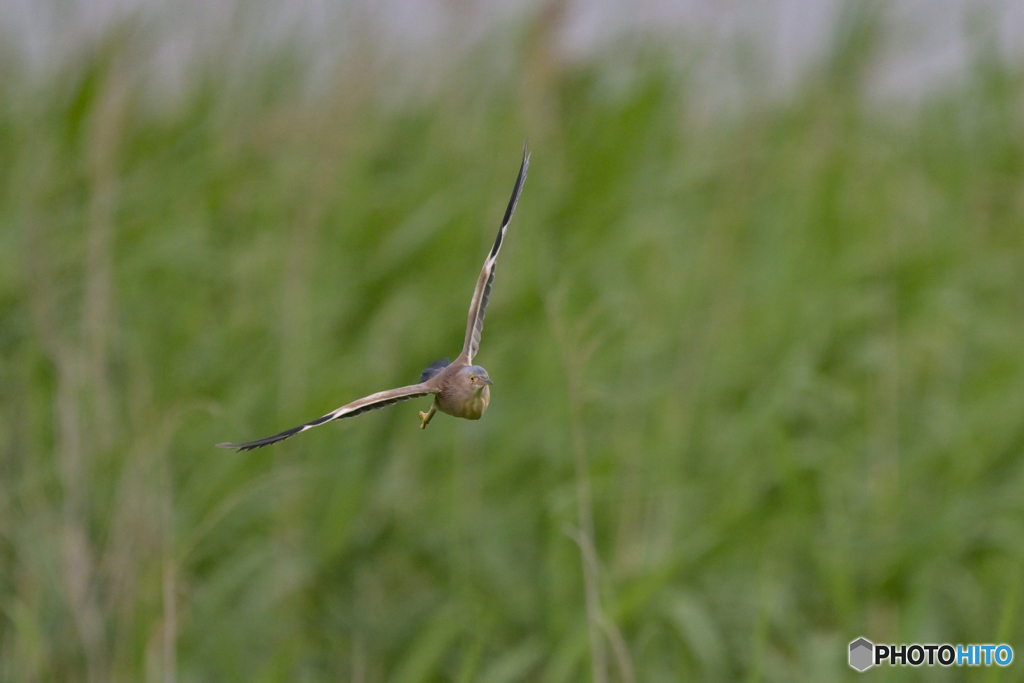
460, 142, 529, 365
217, 384, 431, 451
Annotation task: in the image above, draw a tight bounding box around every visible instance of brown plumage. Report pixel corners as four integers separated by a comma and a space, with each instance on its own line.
218, 144, 528, 451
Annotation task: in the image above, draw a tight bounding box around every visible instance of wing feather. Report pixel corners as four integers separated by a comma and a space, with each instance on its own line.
460, 143, 529, 364
217, 383, 432, 451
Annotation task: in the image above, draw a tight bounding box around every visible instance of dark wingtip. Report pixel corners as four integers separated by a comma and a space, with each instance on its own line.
494, 143, 529, 252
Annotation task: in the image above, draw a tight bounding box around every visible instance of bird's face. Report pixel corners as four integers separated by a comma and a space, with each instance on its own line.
464, 366, 494, 391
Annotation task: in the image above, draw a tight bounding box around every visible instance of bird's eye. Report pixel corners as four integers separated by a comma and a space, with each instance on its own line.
469, 375, 476, 381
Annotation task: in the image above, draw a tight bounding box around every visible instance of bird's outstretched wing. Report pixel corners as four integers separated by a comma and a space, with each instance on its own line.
218, 383, 433, 451
459, 143, 530, 365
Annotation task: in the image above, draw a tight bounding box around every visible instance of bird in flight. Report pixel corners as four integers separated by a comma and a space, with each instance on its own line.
218, 144, 529, 451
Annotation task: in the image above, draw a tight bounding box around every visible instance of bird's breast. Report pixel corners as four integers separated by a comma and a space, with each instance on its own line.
438, 385, 491, 420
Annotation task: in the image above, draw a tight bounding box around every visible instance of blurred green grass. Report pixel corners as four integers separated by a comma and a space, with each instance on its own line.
2, 14, 1024, 683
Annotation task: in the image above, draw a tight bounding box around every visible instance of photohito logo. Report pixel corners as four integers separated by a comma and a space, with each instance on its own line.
849, 638, 1013, 671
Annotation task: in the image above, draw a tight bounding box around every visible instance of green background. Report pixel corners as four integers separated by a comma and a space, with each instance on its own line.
2, 7, 1023, 682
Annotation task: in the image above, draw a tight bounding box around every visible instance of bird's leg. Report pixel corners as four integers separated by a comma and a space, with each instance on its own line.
419, 404, 437, 429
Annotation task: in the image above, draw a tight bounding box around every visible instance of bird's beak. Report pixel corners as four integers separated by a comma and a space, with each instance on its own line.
481, 377, 494, 386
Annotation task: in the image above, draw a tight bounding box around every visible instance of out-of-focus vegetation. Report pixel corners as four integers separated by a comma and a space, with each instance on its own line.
2, 9, 1024, 682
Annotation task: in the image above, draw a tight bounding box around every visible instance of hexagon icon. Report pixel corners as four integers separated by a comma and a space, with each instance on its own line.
849, 638, 874, 671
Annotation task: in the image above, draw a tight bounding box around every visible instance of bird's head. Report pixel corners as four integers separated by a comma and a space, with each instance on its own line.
463, 365, 494, 391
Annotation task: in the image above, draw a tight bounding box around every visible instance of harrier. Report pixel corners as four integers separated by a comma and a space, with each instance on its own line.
218, 144, 529, 451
